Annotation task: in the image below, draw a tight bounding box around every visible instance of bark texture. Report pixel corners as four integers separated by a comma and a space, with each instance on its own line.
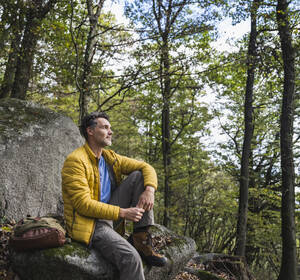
10, 0, 58, 99
0, 1, 24, 99
235, 0, 260, 258
276, 0, 297, 279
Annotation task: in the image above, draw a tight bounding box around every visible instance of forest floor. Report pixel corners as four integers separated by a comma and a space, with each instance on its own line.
0, 219, 233, 280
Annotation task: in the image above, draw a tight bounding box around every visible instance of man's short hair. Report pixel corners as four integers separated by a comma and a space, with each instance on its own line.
79, 112, 110, 140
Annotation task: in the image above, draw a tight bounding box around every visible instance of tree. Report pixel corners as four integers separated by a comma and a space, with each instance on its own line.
0, 0, 25, 98
235, 0, 261, 258
125, 0, 221, 227
76, 0, 105, 123
276, 0, 297, 278
19, 0, 139, 123
10, 0, 58, 99
204, 0, 299, 275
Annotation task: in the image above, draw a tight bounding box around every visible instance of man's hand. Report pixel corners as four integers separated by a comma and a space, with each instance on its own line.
119, 207, 145, 222
136, 186, 155, 211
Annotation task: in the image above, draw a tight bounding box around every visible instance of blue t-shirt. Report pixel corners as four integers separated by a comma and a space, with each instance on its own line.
99, 156, 111, 203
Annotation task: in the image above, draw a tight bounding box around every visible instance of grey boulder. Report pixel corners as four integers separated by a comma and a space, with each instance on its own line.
0, 98, 83, 221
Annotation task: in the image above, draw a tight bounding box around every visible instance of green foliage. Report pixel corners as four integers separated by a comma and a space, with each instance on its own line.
204, 2, 299, 278
0, 0, 299, 278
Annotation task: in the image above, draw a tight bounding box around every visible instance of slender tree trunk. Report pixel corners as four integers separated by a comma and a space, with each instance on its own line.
184, 150, 193, 236
151, 0, 186, 228
276, 0, 297, 279
161, 38, 172, 228
235, 0, 260, 257
79, 0, 105, 123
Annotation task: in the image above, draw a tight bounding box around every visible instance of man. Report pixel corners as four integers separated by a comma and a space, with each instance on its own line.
62, 112, 167, 280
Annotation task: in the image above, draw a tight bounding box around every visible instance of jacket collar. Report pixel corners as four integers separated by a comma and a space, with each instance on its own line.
83, 142, 112, 165
83, 142, 98, 165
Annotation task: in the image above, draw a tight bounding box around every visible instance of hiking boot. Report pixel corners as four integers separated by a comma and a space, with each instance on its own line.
128, 231, 167, 267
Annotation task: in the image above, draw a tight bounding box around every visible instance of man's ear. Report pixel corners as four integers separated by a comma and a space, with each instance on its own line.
86, 126, 94, 136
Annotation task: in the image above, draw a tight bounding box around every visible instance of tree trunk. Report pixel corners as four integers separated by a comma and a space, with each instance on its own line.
10, 9, 39, 99
151, 0, 188, 228
161, 38, 172, 228
184, 149, 193, 236
235, 0, 260, 257
10, 0, 57, 99
276, 0, 297, 279
78, 0, 105, 124
0, 0, 25, 99
0, 31, 22, 99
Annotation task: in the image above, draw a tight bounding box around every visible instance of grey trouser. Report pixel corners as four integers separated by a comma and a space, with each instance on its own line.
91, 171, 154, 280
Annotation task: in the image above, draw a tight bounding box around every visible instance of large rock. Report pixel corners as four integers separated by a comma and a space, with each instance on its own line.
3, 98, 197, 279
0, 98, 83, 221
10, 224, 197, 280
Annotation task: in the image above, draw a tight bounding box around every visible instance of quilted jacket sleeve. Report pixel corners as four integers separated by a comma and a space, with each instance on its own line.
117, 154, 158, 190
62, 154, 120, 220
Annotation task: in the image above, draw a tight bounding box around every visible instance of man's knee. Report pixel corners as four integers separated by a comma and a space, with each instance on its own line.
128, 170, 143, 181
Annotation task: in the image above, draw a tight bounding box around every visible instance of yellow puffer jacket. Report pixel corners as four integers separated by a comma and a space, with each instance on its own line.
61, 143, 157, 245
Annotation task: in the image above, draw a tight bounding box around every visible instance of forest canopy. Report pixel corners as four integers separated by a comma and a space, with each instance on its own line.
0, 0, 299, 279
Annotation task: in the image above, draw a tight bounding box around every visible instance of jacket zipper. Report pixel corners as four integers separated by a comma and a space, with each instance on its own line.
89, 157, 117, 247
89, 157, 100, 247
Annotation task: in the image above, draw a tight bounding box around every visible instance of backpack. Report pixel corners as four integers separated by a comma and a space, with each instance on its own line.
9, 216, 66, 252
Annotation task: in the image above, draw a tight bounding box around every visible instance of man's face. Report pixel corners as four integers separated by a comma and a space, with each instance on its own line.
87, 117, 113, 148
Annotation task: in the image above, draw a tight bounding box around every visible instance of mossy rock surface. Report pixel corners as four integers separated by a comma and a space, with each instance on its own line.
0, 98, 60, 142
10, 224, 196, 280
10, 241, 118, 280
144, 224, 197, 280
